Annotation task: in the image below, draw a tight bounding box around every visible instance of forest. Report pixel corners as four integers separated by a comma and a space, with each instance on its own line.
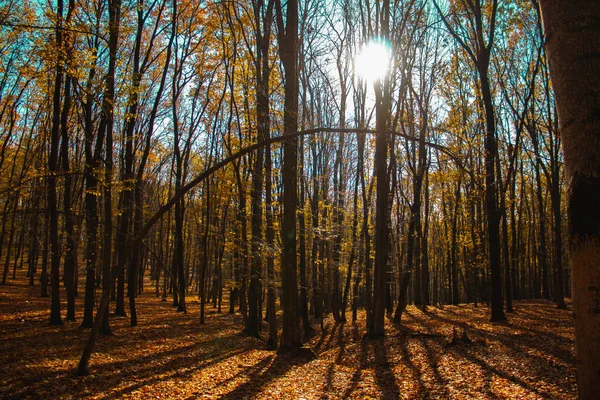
0, 0, 598, 398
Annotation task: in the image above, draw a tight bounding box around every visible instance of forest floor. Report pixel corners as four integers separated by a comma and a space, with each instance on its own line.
0, 269, 577, 399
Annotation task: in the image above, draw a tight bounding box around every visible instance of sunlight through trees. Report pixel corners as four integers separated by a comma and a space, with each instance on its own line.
0, 0, 598, 397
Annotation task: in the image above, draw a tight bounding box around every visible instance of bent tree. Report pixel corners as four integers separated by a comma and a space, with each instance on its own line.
74, 125, 460, 375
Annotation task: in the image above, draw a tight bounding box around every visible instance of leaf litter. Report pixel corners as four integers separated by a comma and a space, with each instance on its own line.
0, 272, 576, 399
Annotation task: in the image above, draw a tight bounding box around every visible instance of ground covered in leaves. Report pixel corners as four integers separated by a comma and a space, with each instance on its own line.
1, 270, 577, 399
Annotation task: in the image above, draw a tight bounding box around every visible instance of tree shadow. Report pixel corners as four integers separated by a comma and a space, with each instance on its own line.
412, 305, 573, 398
419, 336, 450, 398
223, 353, 313, 399
371, 338, 401, 400
314, 319, 343, 355
113, 346, 251, 397
335, 320, 346, 364
444, 344, 549, 398
14, 334, 250, 399
1, 303, 259, 399
396, 328, 428, 398
424, 308, 575, 366
340, 324, 369, 398
322, 321, 349, 397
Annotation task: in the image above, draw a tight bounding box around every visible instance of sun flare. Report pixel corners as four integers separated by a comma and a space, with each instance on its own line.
355, 40, 391, 82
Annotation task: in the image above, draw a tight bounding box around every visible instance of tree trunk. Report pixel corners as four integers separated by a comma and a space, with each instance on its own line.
370, 0, 391, 338
298, 134, 311, 334
100, 0, 122, 335
76, 0, 122, 375
479, 68, 506, 322
248, 1, 273, 339
539, 1, 600, 397
80, 42, 100, 328
60, 73, 76, 322
310, 137, 321, 320
200, 182, 210, 324
275, 0, 301, 352
265, 135, 277, 349
47, 0, 65, 327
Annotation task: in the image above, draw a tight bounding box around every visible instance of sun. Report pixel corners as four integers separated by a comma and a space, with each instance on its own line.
355, 40, 392, 82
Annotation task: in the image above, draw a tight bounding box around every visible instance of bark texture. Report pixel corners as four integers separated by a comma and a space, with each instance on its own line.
539, 1, 600, 398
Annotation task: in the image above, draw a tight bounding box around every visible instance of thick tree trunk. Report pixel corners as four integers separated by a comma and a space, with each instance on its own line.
480, 69, 506, 322
539, 1, 600, 397
331, 130, 345, 323
3, 199, 18, 285
275, 0, 301, 353
496, 155, 513, 312
370, 0, 391, 338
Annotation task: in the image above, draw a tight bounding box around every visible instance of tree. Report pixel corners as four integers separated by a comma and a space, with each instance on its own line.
47, 0, 72, 327
434, 0, 507, 322
275, 0, 301, 353
0, 0, 580, 385
368, 0, 392, 339
539, 0, 600, 397
80, 0, 104, 329
247, 0, 274, 339
59, 0, 76, 322
76, 0, 122, 375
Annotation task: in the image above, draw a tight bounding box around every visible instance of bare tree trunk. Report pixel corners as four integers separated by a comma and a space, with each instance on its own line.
81, 39, 100, 327
265, 137, 277, 349
539, 1, 600, 396
40, 211, 49, 298
61, 73, 75, 322
298, 134, 312, 334
310, 137, 321, 320
342, 165, 359, 322
370, 0, 391, 338
248, 0, 274, 338
76, 0, 122, 375
200, 181, 210, 324
275, 0, 301, 353
359, 133, 372, 330
48, 0, 65, 327
421, 170, 431, 308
